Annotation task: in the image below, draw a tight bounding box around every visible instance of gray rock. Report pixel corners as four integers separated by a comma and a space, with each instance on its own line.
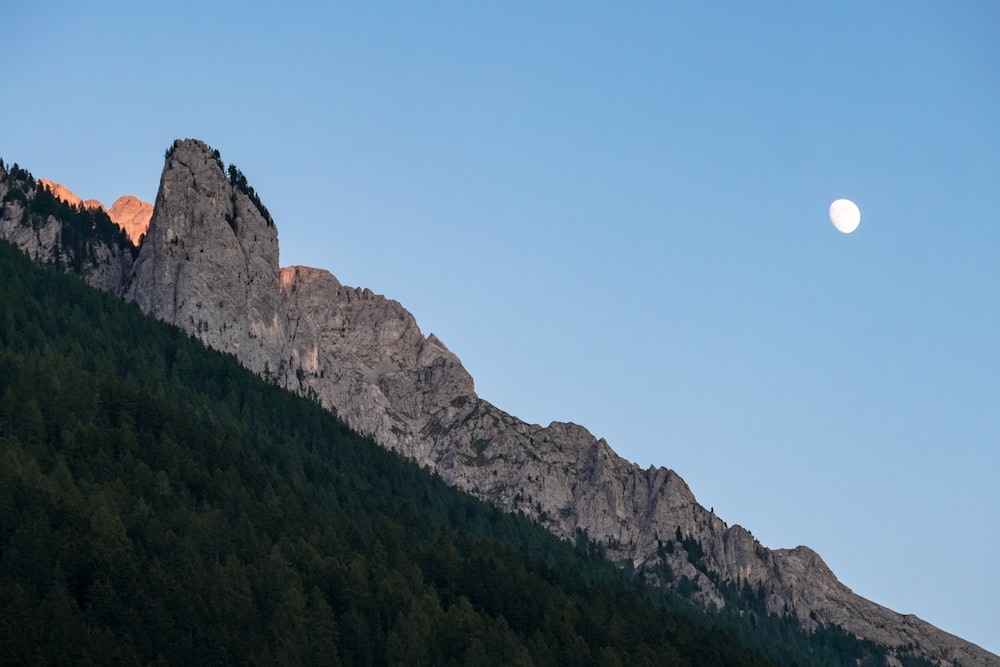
126, 139, 284, 378
0, 176, 133, 293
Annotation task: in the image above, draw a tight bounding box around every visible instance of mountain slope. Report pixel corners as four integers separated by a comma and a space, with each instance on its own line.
33, 179, 152, 244
0, 163, 136, 294
1, 144, 996, 667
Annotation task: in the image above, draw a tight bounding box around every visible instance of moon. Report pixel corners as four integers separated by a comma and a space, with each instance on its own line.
829, 199, 861, 234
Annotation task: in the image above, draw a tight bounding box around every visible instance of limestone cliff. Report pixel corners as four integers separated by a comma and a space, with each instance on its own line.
126, 139, 284, 378
278, 265, 476, 459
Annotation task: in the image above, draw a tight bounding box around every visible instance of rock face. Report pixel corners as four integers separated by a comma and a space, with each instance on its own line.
0, 173, 135, 294
35, 179, 153, 243
108, 195, 152, 244
278, 265, 476, 459
126, 140, 284, 378
2, 141, 996, 667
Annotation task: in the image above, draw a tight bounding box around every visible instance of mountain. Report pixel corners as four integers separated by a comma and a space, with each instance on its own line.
35, 178, 152, 245
107, 195, 153, 245
126, 143, 283, 380
1, 142, 996, 667
0, 167, 136, 294
36, 178, 105, 211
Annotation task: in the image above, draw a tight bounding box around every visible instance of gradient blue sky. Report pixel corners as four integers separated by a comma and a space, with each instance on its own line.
5, 1, 998, 655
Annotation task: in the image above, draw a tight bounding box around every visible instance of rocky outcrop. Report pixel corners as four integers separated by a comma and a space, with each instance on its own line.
3, 141, 996, 667
33, 179, 151, 251
126, 139, 285, 378
108, 195, 152, 244
37, 179, 104, 211
0, 173, 135, 294
0, 194, 59, 262
278, 265, 476, 459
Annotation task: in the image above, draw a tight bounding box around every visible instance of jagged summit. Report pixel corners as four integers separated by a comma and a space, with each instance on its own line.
37, 178, 105, 211
127, 138, 283, 378
107, 195, 152, 244
35, 177, 152, 244
1, 140, 996, 667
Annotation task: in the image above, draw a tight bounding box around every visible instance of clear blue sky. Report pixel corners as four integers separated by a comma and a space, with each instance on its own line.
5, 1, 998, 655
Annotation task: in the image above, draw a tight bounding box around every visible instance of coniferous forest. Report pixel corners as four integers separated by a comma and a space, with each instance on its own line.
0, 160, 938, 666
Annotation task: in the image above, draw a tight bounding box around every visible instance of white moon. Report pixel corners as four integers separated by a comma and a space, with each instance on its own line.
829, 198, 861, 234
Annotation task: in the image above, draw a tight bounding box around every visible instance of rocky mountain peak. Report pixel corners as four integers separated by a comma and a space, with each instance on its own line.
126, 138, 283, 377
34, 178, 152, 245
108, 195, 152, 244
36, 178, 104, 211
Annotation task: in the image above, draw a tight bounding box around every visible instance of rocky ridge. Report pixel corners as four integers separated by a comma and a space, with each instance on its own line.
108, 195, 153, 244
0, 173, 136, 294
1, 141, 995, 667
37, 178, 105, 211
35, 178, 152, 245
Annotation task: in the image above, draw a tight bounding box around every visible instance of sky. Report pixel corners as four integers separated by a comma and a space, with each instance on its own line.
4, 0, 998, 655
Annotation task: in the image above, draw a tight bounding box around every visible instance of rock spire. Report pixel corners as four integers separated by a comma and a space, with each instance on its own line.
127, 139, 284, 377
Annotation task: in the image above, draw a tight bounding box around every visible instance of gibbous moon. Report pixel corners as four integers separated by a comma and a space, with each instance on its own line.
829, 199, 861, 234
